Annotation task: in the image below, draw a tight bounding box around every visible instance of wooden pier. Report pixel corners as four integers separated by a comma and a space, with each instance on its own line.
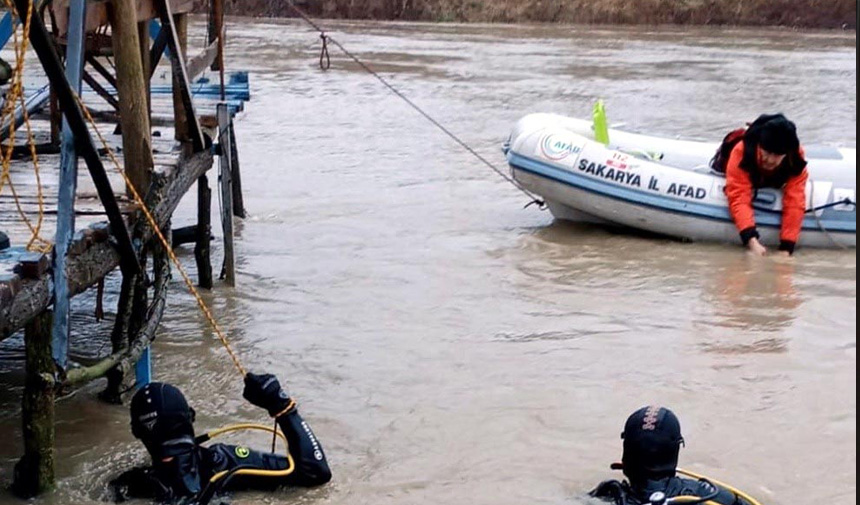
0, 0, 247, 496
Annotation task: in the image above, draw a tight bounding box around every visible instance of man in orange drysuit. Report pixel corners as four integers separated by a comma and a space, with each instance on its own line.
724, 114, 808, 256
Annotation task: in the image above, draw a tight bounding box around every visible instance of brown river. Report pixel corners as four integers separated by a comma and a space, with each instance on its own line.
0, 18, 856, 505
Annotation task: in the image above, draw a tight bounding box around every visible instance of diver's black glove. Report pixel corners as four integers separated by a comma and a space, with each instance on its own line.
243, 372, 292, 416
109, 467, 172, 503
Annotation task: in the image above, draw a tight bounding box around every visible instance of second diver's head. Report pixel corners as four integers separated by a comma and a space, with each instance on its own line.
130, 383, 202, 498
621, 406, 684, 484
130, 382, 197, 461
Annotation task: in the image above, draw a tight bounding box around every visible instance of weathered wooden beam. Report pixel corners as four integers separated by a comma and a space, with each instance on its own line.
208, 0, 223, 72
17, 253, 50, 279
85, 55, 118, 89
100, 266, 138, 402
138, 20, 152, 118
107, 0, 154, 199
186, 38, 219, 82
13, 0, 140, 277
12, 311, 55, 498
155, 0, 204, 151
228, 120, 246, 218
148, 23, 168, 77
0, 84, 52, 142
216, 103, 235, 286
82, 70, 119, 110
196, 175, 212, 288
49, 86, 61, 146
171, 224, 198, 246
0, 150, 214, 339
172, 12, 189, 145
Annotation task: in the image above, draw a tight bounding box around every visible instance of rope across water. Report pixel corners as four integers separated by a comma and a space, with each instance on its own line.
284, 0, 544, 208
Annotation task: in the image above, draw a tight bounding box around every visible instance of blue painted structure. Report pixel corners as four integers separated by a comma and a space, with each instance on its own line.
0, 11, 14, 50
51, 0, 87, 371
134, 346, 152, 387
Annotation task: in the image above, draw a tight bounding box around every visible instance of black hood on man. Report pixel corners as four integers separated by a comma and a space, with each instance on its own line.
621, 406, 684, 483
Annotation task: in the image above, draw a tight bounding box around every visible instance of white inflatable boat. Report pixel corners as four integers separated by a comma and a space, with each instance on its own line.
504, 113, 856, 248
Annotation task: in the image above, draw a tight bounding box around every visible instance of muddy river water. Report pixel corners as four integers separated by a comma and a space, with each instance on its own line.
0, 18, 856, 505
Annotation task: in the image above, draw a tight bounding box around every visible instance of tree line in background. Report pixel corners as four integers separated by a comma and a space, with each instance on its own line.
199, 0, 855, 29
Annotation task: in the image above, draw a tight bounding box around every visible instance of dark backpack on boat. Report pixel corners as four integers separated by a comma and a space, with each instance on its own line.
709, 127, 746, 174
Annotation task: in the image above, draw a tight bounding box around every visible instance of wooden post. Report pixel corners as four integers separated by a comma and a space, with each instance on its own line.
107, 0, 154, 198
217, 103, 235, 286
196, 175, 213, 288
102, 251, 148, 402
228, 120, 246, 218
12, 311, 55, 497
101, 269, 137, 403
138, 21, 152, 120
48, 87, 60, 145
209, 0, 223, 72
156, 0, 204, 152
172, 13, 189, 145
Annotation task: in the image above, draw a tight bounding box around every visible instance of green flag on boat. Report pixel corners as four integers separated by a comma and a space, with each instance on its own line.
592, 99, 610, 145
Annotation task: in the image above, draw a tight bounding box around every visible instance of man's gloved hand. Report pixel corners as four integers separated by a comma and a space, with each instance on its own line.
243, 372, 292, 416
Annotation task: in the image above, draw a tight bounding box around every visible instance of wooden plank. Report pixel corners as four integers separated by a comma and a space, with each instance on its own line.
216, 103, 234, 286
0, 149, 213, 339
82, 70, 120, 110
85, 55, 118, 89
14, 0, 140, 277
51, 0, 196, 37
186, 38, 219, 81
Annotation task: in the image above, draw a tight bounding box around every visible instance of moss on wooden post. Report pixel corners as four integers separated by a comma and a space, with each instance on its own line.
12, 310, 56, 497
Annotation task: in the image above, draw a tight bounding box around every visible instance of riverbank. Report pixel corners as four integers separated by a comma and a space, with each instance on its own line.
208, 0, 856, 29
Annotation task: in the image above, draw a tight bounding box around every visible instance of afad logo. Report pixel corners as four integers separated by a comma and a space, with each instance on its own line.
539, 133, 583, 161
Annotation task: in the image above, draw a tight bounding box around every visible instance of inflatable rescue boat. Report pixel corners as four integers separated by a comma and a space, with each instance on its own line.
504, 113, 856, 248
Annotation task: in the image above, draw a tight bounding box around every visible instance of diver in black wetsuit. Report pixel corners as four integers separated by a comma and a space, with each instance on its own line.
590, 406, 755, 505
110, 373, 331, 504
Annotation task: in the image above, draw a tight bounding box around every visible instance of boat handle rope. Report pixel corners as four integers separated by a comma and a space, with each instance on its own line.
281, 0, 546, 210
750, 184, 854, 250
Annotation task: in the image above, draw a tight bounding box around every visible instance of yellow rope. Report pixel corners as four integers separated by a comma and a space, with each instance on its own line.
203, 423, 296, 483
17, 72, 48, 251
73, 90, 246, 377
0, 0, 52, 252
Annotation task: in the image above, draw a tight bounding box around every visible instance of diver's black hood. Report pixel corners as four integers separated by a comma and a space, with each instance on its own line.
130, 383, 197, 459
621, 406, 684, 483
130, 383, 202, 501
